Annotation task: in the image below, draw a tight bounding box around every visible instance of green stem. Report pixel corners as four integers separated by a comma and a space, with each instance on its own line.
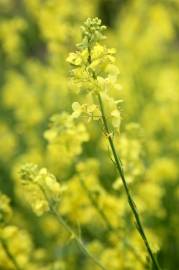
97, 92, 161, 270
79, 177, 146, 266
0, 238, 21, 270
38, 184, 106, 270
50, 205, 107, 270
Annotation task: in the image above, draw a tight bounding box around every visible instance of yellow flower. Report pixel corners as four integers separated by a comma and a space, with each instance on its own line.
66, 52, 82, 66
19, 164, 63, 216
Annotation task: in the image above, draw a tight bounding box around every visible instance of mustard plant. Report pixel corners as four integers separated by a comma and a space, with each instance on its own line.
67, 17, 162, 270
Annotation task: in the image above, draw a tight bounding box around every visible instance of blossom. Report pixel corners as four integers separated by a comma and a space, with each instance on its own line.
19, 163, 63, 215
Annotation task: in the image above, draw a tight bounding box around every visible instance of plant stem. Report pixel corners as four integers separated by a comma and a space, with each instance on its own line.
79, 177, 146, 266
38, 184, 107, 270
0, 238, 21, 270
50, 205, 107, 270
97, 92, 161, 270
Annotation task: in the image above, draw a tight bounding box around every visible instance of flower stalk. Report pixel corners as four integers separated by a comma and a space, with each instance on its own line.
67, 17, 162, 269
50, 205, 107, 270
79, 177, 146, 266
39, 182, 107, 270
97, 92, 161, 270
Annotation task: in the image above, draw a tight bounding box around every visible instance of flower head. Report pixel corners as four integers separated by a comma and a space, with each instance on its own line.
19, 164, 63, 215
77, 17, 107, 49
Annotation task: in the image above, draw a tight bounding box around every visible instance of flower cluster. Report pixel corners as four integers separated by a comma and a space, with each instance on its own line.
67, 18, 122, 130
72, 102, 101, 121
77, 17, 107, 49
44, 113, 89, 174
19, 163, 62, 216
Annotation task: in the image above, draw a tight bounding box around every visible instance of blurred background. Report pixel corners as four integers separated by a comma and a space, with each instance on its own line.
0, 0, 179, 269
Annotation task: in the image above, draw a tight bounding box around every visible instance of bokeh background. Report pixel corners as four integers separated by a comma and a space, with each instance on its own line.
0, 0, 179, 269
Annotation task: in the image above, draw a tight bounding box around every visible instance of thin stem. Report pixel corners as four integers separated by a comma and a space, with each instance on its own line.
50, 205, 107, 270
38, 184, 107, 270
0, 238, 21, 270
97, 92, 161, 270
79, 177, 146, 266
